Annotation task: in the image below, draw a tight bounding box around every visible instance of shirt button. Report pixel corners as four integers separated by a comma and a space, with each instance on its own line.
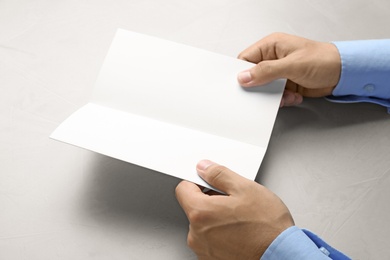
363, 84, 375, 93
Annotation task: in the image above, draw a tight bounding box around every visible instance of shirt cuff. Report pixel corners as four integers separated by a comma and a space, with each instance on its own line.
302, 229, 352, 260
332, 39, 390, 99
329, 40, 390, 113
261, 226, 352, 260
261, 226, 331, 260
325, 95, 390, 114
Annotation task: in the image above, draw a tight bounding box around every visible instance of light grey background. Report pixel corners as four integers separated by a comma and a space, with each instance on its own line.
1, 0, 389, 259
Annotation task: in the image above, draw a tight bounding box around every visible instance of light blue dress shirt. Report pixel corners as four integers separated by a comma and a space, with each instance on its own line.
261, 226, 351, 260
262, 38, 390, 259
327, 39, 390, 113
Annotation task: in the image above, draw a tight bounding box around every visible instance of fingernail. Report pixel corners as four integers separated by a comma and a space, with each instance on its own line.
238, 70, 252, 84
197, 160, 215, 171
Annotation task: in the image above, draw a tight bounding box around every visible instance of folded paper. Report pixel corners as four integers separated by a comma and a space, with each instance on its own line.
51, 29, 285, 190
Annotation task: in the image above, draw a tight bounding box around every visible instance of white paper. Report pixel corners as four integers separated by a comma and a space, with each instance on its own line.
51, 29, 285, 189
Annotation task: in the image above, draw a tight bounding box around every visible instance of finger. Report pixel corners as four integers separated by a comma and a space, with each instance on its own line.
237, 32, 291, 63
237, 34, 290, 86
282, 90, 296, 106
283, 93, 303, 107
292, 93, 303, 105
196, 160, 249, 195
238, 58, 289, 87
175, 180, 205, 213
237, 39, 268, 63
282, 89, 303, 105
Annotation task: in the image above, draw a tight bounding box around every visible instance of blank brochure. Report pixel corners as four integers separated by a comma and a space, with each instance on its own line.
51, 29, 285, 189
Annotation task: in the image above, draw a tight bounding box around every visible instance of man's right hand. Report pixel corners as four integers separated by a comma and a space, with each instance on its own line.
237, 33, 342, 107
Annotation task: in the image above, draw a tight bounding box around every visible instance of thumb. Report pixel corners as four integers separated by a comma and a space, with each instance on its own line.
237, 59, 289, 87
196, 160, 250, 195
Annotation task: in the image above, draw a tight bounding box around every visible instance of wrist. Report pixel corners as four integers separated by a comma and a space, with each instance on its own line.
324, 42, 342, 91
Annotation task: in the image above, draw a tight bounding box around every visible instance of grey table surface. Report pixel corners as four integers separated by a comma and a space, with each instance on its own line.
1, 0, 390, 259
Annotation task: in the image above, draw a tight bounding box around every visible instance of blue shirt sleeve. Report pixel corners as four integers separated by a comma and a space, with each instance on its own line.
327, 39, 390, 113
261, 226, 351, 260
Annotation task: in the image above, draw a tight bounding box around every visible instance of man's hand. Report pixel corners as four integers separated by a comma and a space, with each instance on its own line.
237, 33, 341, 107
175, 160, 294, 260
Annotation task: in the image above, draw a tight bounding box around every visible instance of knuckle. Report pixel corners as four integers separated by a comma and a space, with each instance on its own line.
258, 62, 272, 73
187, 205, 216, 226
237, 51, 250, 61
187, 209, 205, 224
187, 232, 202, 253
187, 233, 196, 249
207, 165, 229, 183
254, 62, 274, 79
269, 32, 288, 41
